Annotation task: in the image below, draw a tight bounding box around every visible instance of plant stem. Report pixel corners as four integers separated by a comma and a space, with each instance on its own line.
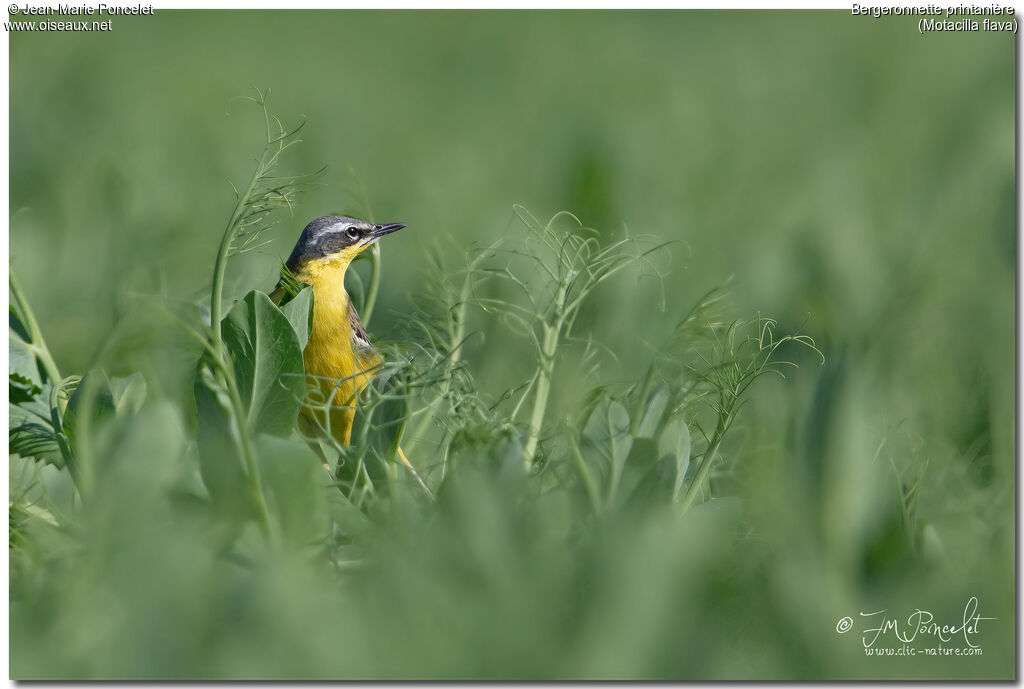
205, 133, 277, 541
677, 395, 735, 514
522, 319, 561, 470
9, 273, 89, 495
10, 272, 62, 386
407, 259, 478, 456
522, 272, 571, 471
361, 244, 382, 326
48, 379, 82, 492
221, 364, 275, 541
209, 162, 262, 351
570, 439, 602, 513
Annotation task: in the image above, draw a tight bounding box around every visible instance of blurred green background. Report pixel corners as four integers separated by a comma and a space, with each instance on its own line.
10, 10, 1014, 679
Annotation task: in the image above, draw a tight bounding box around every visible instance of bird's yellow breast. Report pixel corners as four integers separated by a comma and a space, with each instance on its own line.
295, 256, 379, 444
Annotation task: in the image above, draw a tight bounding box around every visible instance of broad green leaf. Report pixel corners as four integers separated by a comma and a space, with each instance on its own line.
194, 361, 253, 519
279, 285, 314, 351
8, 286, 70, 471
326, 488, 373, 542
10, 454, 75, 556
9, 382, 63, 468
616, 414, 692, 508
345, 268, 366, 314
194, 291, 306, 521
10, 373, 40, 404
9, 321, 41, 387
581, 396, 633, 501
660, 416, 692, 501
254, 435, 328, 547
69, 400, 187, 518
221, 290, 306, 437
108, 373, 147, 417
9, 307, 58, 465
64, 371, 111, 429
491, 430, 526, 480
10, 308, 46, 412
635, 384, 669, 439
617, 436, 660, 506
9, 305, 30, 342
64, 371, 147, 451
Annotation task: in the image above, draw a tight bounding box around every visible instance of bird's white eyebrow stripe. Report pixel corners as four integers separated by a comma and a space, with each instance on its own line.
310, 223, 338, 240
300, 216, 372, 250
308, 223, 350, 247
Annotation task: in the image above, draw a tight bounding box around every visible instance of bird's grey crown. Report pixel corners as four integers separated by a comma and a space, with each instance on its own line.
285, 215, 374, 271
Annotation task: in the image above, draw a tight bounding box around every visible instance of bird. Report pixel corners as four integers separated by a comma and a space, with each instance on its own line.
270, 215, 406, 451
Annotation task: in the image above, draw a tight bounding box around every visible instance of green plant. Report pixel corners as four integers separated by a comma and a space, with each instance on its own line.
9, 96, 829, 679
193, 90, 325, 539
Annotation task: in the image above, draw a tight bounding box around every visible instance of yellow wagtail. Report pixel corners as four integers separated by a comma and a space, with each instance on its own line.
270, 216, 406, 453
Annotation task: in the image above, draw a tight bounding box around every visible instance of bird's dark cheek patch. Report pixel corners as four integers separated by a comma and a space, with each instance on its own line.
317, 234, 355, 256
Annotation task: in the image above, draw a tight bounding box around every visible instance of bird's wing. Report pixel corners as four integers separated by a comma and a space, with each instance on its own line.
348, 299, 375, 352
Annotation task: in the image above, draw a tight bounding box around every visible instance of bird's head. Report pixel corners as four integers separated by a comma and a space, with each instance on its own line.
285, 215, 406, 274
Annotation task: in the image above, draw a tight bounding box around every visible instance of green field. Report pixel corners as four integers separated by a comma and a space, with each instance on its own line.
9, 10, 1014, 680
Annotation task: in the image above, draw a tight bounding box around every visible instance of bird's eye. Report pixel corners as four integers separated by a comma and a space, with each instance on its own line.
345, 227, 360, 240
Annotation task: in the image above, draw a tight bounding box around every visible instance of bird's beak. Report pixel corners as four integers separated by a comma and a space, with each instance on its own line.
370, 222, 407, 239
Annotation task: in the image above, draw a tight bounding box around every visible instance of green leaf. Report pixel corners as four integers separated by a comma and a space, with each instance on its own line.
345, 268, 366, 314
64, 371, 147, 448
108, 372, 147, 417
194, 291, 306, 521
635, 384, 669, 439
10, 309, 47, 423
254, 435, 329, 548
279, 285, 314, 351
660, 415, 692, 501
9, 383, 63, 468
194, 361, 253, 520
581, 396, 633, 501
615, 412, 692, 508
326, 488, 373, 542
9, 313, 41, 388
9, 310, 71, 466
221, 290, 306, 437
617, 436, 660, 506
10, 453, 76, 557
85, 400, 185, 508
10, 373, 40, 405
9, 305, 30, 342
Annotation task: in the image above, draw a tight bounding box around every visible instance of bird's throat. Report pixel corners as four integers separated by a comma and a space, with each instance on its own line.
299, 258, 358, 360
